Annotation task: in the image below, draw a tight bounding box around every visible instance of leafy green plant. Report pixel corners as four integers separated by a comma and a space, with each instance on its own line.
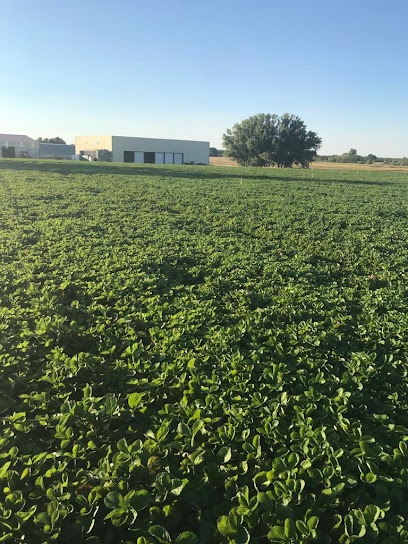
1, 159, 408, 542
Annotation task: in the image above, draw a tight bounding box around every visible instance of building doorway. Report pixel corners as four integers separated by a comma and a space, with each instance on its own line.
124, 151, 134, 163
2, 146, 15, 158
144, 152, 155, 164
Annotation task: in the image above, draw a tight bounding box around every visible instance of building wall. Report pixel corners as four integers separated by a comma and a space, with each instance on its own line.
40, 143, 75, 159
0, 139, 40, 159
112, 136, 209, 164
75, 136, 113, 155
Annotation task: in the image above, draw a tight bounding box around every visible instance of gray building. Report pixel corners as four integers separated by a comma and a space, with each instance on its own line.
0, 134, 40, 159
39, 143, 75, 159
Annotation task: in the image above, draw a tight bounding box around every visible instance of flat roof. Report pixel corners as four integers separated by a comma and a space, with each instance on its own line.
76, 135, 209, 144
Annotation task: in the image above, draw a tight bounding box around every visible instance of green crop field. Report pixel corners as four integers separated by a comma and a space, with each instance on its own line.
1, 159, 408, 544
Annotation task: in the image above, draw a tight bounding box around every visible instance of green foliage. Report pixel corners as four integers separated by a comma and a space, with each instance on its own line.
209, 147, 224, 157
37, 136, 67, 144
341, 149, 363, 164
1, 159, 408, 542
222, 113, 322, 167
317, 151, 408, 166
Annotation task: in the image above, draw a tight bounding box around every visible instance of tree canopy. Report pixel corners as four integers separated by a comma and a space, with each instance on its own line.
37, 137, 66, 144
222, 113, 322, 167
209, 147, 224, 157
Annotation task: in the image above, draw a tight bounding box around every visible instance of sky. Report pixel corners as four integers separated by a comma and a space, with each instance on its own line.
1, 0, 408, 156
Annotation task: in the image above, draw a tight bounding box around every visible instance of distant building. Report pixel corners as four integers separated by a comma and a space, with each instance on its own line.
0, 134, 40, 159
39, 143, 75, 160
75, 135, 209, 165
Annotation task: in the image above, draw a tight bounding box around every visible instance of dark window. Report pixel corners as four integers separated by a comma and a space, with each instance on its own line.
2, 146, 15, 158
124, 151, 134, 163
144, 152, 155, 164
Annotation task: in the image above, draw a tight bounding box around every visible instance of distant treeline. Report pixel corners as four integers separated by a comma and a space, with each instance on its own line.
211, 146, 408, 166
318, 149, 408, 166
209, 147, 224, 157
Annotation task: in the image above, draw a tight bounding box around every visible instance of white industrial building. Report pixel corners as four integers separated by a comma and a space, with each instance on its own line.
75, 135, 209, 165
0, 134, 40, 159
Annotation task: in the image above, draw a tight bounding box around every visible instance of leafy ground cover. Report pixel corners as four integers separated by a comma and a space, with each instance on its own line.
1, 159, 408, 543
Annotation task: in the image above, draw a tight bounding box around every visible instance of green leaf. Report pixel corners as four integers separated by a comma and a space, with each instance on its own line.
364, 505, 381, 524
369, 522, 379, 536
258, 491, 274, 511
307, 516, 319, 529
355, 524, 366, 538
104, 396, 119, 415
217, 516, 235, 537
219, 446, 232, 464
365, 472, 377, 484
174, 532, 198, 544
104, 492, 122, 509
296, 520, 309, 535
117, 438, 129, 453
177, 422, 191, 436
170, 478, 186, 496
129, 489, 150, 511
128, 392, 144, 409
149, 525, 172, 543
104, 508, 130, 526
268, 526, 286, 541
0, 461, 11, 478
287, 453, 299, 469
308, 468, 322, 480
359, 441, 372, 454
253, 472, 269, 490
236, 527, 250, 544
284, 518, 296, 539
192, 420, 204, 436
34, 512, 51, 526
344, 514, 354, 536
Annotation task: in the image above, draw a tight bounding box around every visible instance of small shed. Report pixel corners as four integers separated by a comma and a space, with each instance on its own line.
0, 134, 40, 159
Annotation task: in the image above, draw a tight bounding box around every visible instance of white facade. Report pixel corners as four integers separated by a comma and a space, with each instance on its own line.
75, 135, 209, 165
0, 134, 40, 159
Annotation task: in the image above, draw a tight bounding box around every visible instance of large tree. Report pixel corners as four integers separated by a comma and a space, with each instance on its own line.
222, 113, 321, 167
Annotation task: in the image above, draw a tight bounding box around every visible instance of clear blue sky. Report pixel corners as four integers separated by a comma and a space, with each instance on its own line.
2, 0, 407, 156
